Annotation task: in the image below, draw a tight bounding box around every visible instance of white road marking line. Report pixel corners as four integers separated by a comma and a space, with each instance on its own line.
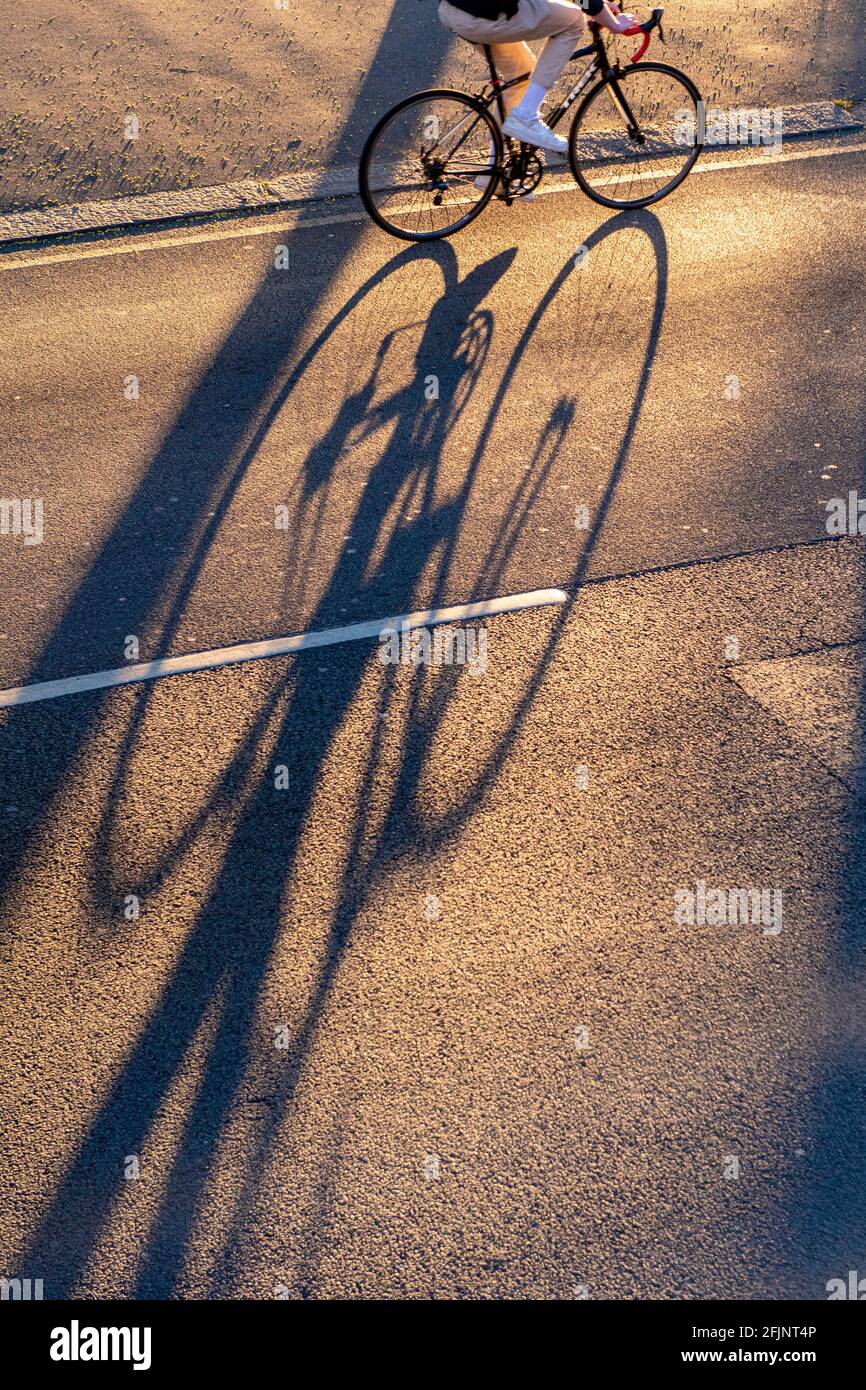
533, 138, 861, 194
0, 206, 368, 272
0, 589, 568, 710
2, 138, 865, 272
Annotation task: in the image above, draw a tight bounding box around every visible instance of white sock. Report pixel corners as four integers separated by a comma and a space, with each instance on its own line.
513, 82, 548, 122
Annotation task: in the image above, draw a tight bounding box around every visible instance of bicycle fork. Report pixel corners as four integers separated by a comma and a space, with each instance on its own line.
602, 74, 645, 143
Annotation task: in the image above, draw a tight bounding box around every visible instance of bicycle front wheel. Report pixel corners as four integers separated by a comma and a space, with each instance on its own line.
568, 62, 703, 210
359, 89, 502, 241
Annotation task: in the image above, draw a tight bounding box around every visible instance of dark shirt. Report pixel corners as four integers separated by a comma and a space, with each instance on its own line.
444, 0, 604, 18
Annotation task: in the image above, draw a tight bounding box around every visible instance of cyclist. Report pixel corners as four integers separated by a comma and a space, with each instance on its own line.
437, 0, 639, 154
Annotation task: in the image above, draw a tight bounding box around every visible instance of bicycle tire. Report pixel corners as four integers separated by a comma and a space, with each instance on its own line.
568, 61, 703, 210
359, 88, 503, 242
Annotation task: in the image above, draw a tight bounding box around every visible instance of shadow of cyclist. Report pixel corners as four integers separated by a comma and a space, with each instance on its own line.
9, 195, 668, 1297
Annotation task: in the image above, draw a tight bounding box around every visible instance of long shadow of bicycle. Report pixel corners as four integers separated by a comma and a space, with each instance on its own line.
7, 206, 668, 1297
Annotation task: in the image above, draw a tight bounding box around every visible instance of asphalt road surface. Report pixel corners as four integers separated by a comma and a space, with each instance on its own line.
0, 135, 865, 1299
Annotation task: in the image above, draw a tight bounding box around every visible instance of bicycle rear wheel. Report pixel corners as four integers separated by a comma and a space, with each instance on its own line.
359, 89, 502, 241
568, 62, 703, 210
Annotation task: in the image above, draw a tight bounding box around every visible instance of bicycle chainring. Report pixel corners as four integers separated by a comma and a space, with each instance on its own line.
502, 150, 545, 199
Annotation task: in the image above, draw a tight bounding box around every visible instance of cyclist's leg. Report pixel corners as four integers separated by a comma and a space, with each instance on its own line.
436, 5, 537, 181
481, 42, 532, 163
490, 41, 535, 112
436, 1, 583, 153
478, 42, 540, 195
462, 38, 533, 194
438, 0, 583, 86
509, 0, 586, 107
488, 1, 587, 149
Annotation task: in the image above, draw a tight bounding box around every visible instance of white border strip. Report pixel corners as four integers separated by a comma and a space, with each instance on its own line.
0, 588, 567, 710
3, 137, 866, 274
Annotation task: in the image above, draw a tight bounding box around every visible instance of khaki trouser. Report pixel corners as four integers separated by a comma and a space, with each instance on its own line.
438, 0, 585, 104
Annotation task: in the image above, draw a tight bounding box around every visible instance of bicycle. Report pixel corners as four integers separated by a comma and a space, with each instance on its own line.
359, 6, 703, 241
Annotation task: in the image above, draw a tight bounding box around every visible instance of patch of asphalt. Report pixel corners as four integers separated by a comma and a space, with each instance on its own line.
729, 641, 866, 793
1, 536, 865, 1298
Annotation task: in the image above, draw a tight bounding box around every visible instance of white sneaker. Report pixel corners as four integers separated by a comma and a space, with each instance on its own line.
502, 112, 567, 155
